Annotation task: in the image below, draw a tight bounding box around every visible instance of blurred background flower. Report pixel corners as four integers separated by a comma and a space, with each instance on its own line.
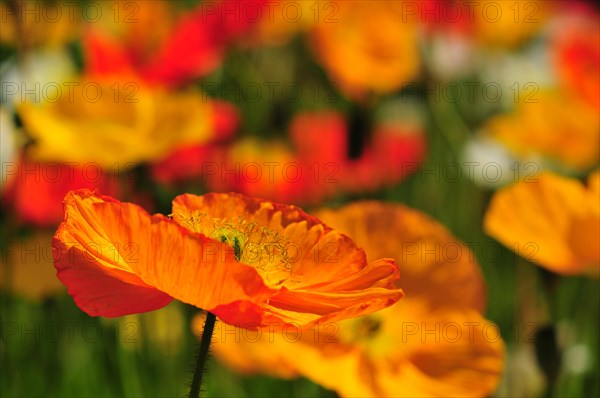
1, 0, 598, 397
485, 171, 600, 277
310, 0, 421, 100
207, 202, 505, 397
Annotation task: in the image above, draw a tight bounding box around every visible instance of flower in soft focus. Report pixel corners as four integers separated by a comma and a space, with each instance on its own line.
84, 0, 176, 76
78, 1, 244, 177
461, 134, 541, 189
0, 0, 80, 50
471, 0, 550, 49
2, 157, 121, 226
1, 48, 76, 111
199, 110, 425, 205
498, 344, 547, 398
207, 202, 505, 397
0, 108, 18, 187
85, 0, 267, 86
16, 80, 213, 168
153, 114, 338, 205
211, 137, 311, 204
0, 232, 66, 300
151, 144, 227, 187
151, 101, 240, 184
247, 0, 315, 46
485, 171, 600, 277
310, 0, 420, 99
425, 30, 475, 81
552, 8, 600, 110
290, 110, 426, 195
82, 0, 176, 82
422, 0, 550, 72
342, 122, 425, 193
53, 190, 402, 329
420, 1, 475, 80
480, 91, 599, 172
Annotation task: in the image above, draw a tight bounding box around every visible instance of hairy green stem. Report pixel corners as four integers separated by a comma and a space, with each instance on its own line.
189, 311, 217, 398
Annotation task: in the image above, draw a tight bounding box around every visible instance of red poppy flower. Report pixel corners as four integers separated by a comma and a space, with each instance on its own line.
2, 158, 120, 226
85, 0, 268, 86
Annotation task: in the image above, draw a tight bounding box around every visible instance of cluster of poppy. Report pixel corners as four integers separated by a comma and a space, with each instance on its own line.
1, 0, 599, 397
153, 110, 425, 204
474, 2, 600, 278
2, 0, 430, 225
48, 189, 504, 397
2, 0, 253, 225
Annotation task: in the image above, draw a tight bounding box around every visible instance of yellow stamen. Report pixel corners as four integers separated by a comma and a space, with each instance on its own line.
172, 211, 293, 287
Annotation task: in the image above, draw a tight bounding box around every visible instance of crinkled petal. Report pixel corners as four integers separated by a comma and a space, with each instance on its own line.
173, 193, 403, 328
53, 190, 273, 319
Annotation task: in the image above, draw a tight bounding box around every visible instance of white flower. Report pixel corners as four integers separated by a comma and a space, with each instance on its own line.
1, 48, 76, 111
462, 134, 543, 189
0, 107, 18, 187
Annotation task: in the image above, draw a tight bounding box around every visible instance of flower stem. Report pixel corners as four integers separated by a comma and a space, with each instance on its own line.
189, 311, 216, 398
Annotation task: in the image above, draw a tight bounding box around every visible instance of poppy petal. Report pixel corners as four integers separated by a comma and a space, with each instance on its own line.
173, 193, 404, 327
172, 193, 372, 287
375, 311, 505, 398
485, 172, 599, 275
53, 190, 274, 318
53, 191, 172, 317
316, 202, 486, 312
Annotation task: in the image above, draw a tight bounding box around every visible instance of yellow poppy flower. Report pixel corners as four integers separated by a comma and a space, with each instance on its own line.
310, 0, 420, 98
483, 91, 599, 172
249, 0, 316, 46
474, 0, 550, 48
485, 171, 600, 276
16, 79, 213, 168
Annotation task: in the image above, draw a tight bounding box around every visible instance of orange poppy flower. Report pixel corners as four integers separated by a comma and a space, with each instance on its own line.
246, 0, 315, 46
482, 90, 599, 172
205, 202, 505, 397
53, 190, 402, 329
310, 1, 420, 99
485, 171, 600, 277
472, 0, 550, 49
